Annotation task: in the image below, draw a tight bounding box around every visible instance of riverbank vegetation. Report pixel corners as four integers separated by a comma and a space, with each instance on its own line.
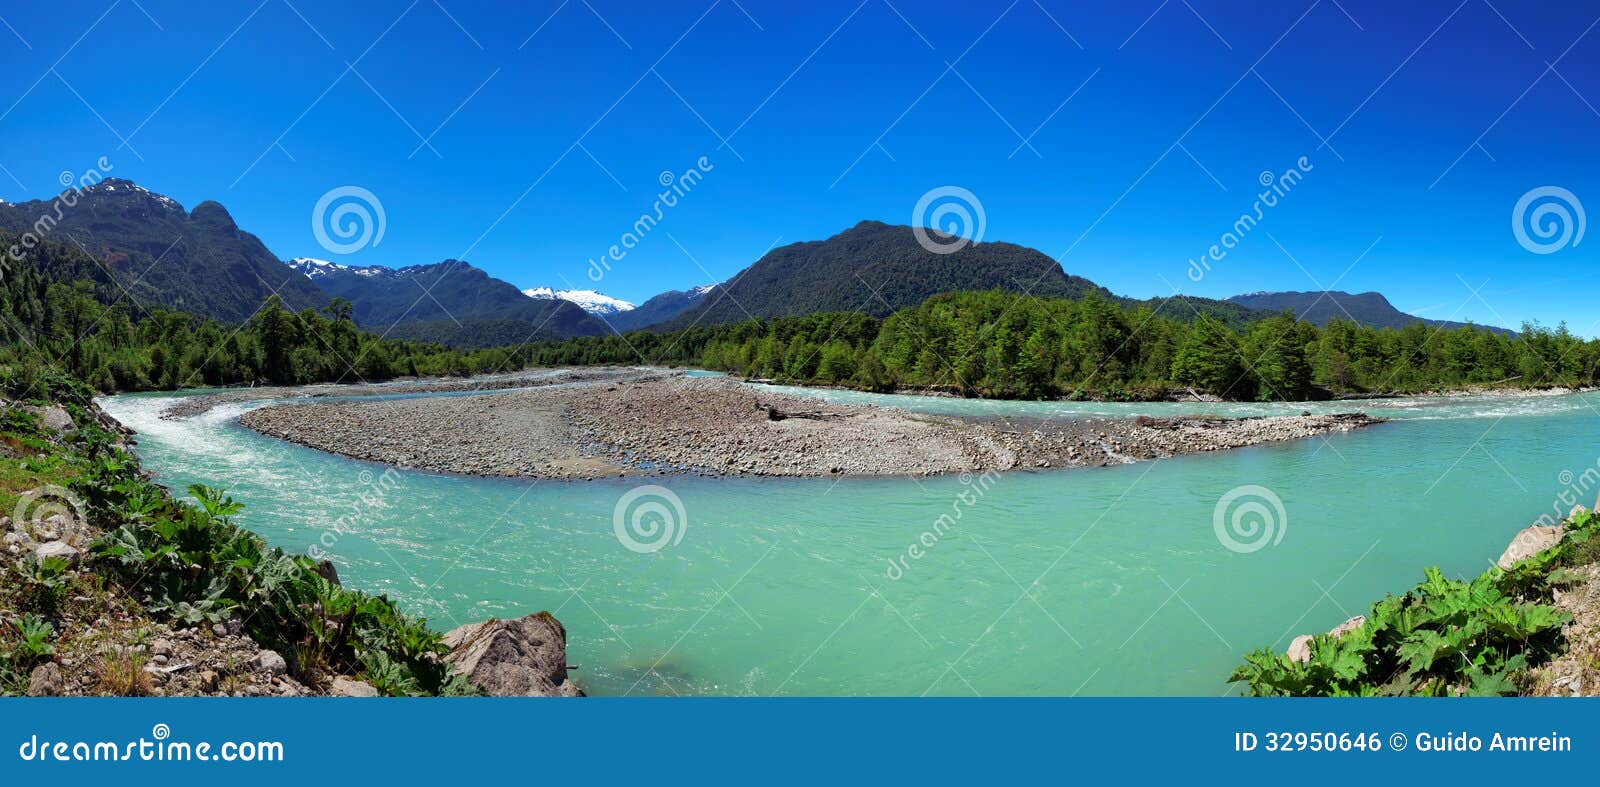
0, 371, 475, 696
1229, 511, 1600, 696
523, 291, 1599, 401
7, 233, 1598, 401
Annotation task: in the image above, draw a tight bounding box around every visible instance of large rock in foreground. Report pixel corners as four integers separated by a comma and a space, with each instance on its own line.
1286, 615, 1368, 664
443, 613, 582, 697
1497, 525, 1565, 570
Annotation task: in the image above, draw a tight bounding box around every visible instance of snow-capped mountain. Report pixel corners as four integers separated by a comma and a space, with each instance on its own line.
522, 287, 635, 316
286, 257, 390, 279
278, 257, 612, 346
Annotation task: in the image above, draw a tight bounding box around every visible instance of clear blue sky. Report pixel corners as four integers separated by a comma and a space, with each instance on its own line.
1, 0, 1596, 331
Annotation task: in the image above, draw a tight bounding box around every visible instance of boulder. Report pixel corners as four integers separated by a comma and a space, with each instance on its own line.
330, 677, 380, 697
1328, 615, 1367, 638
315, 559, 341, 586
34, 541, 81, 565
442, 613, 582, 697
1286, 615, 1368, 664
24, 404, 74, 432
27, 663, 63, 696
1497, 524, 1565, 570
255, 650, 288, 676
1286, 635, 1313, 663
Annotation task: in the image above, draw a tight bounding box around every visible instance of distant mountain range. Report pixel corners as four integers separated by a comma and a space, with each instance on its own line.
2, 179, 1513, 348
286, 259, 714, 341
0, 178, 325, 322
605, 285, 718, 331
1226, 291, 1515, 336
284, 258, 606, 346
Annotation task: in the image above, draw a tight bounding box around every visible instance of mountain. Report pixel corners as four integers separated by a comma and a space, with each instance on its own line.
1226, 291, 1515, 335
664, 221, 1113, 328
289, 258, 610, 347
522, 286, 635, 316
0, 178, 326, 322
286, 257, 392, 280
1133, 295, 1266, 328
607, 285, 717, 331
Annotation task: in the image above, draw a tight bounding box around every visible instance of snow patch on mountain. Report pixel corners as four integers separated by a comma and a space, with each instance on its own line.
523, 287, 636, 315
286, 257, 392, 279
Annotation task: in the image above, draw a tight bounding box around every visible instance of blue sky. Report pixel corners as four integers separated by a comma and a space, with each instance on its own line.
1, 0, 1597, 331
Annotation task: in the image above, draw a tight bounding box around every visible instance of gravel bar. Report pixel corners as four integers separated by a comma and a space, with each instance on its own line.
232, 372, 1386, 479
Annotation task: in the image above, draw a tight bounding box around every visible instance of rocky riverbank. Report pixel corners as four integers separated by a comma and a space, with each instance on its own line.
2, 394, 577, 698
236, 372, 1385, 479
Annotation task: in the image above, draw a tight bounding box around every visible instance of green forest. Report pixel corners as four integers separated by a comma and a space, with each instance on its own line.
529, 290, 1598, 401
0, 234, 541, 392
5, 232, 1598, 402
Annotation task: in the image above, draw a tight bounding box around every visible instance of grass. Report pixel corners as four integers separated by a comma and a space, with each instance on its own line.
94, 647, 153, 696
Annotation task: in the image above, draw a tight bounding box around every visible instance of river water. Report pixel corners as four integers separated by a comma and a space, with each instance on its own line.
99, 383, 1600, 696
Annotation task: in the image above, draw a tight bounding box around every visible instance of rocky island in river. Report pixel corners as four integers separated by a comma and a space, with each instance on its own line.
228, 370, 1385, 479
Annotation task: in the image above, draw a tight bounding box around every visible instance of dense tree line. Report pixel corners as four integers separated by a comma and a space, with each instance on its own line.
5, 232, 1597, 402
0, 234, 528, 393
682, 291, 1600, 400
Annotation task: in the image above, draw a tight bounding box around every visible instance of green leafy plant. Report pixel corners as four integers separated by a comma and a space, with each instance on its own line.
14, 614, 56, 660
17, 554, 73, 613
0, 614, 57, 693
87, 468, 476, 696
1231, 512, 1598, 696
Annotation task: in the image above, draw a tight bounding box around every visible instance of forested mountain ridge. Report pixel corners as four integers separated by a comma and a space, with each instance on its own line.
663, 220, 1274, 331
662, 221, 1113, 328
0, 232, 533, 391
1227, 290, 1516, 336
0, 179, 326, 322
0, 178, 1526, 354
6, 229, 1597, 402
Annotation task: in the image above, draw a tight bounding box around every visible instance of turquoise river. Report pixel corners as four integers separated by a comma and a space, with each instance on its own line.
99, 381, 1600, 696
